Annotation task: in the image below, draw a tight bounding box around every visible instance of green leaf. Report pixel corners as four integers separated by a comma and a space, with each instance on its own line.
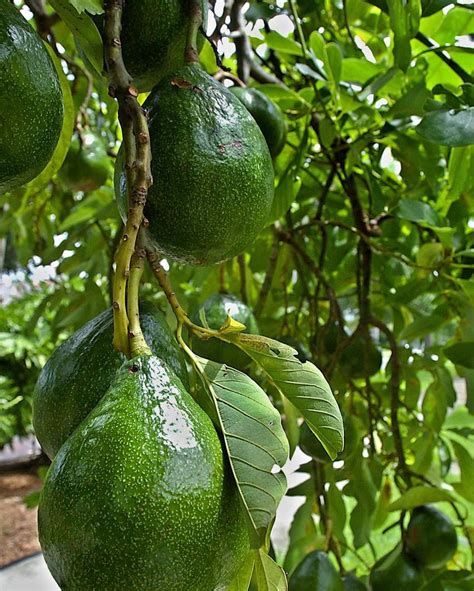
50, 0, 103, 77
264, 32, 303, 56
395, 199, 439, 225
254, 549, 288, 591
69, 0, 104, 13
388, 0, 412, 71
417, 108, 474, 147
223, 334, 344, 460
24, 43, 74, 193
443, 407, 474, 431
399, 314, 445, 341
194, 357, 289, 547
444, 342, 474, 369
416, 243, 444, 267
325, 43, 343, 86
387, 485, 456, 511
341, 59, 382, 84
228, 552, 256, 591
451, 441, 474, 502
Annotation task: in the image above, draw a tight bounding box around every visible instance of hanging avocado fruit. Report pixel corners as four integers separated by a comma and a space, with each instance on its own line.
230, 87, 287, 157
191, 293, 259, 370
342, 572, 367, 590
369, 545, 424, 591
33, 302, 189, 459
38, 355, 250, 591
115, 64, 274, 265
404, 505, 458, 569
289, 550, 344, 591
0, 0, 63, 194
59, 132, 110, 192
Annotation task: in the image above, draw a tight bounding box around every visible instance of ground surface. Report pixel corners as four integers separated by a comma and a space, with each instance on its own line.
0, 471, 42, 568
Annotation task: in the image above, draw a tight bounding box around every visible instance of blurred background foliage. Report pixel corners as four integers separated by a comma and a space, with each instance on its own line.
1, 0, 473, 584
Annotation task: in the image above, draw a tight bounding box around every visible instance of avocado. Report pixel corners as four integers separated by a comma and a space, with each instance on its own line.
33, 302, 189, 459
230, 87, 287, 157
369, 545, 424, 591
299, 421, 331, 462
38, 355, 249, 590
340, 335, 382, 379
120, 0, 208, 91
405, 505, 457, 569
59, 131, 110, 192
0, 0, 63, 194
289, 551, 344, 591
191, 293, 259, 370
115, 64, 274, 265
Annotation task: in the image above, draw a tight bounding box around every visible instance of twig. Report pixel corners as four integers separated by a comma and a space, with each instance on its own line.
103, 0, 152, 356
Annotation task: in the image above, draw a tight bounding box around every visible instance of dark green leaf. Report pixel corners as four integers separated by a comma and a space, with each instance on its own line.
444, 342, 474, 369
417, 108, 474, 147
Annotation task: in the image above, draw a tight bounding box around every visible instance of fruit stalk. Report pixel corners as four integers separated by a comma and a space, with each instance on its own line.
184, 0, 203, 63
103, 0, 152, 356
127, 233, 152, 358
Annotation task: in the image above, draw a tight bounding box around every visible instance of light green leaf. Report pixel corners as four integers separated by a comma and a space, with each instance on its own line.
388, 0, 412, 71
341, 59, 382, 84
417, 108, 474, 147
451, 441, 474, 503
223, 334, 344, 460
444, 407, 474, 431
444, 342, 474, 369
264, 32, 303, 56
50, 0, 103, 77
326, 43, 343, 86
69, 0, 104, 14
228, 552, 256, 591
254, 549, 288, 591
24, 43, 74, 193
416, 243, 444, 267
194, 357, 289, 547
387, 485, 456, 511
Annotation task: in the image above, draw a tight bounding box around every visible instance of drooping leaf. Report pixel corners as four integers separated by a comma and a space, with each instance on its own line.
387, 485, 456, 511
50, 0, 104, 77
228, 552, 256, 591
194, 357, 289, 547
223, 334, 344, 460
254, 549, 288, 591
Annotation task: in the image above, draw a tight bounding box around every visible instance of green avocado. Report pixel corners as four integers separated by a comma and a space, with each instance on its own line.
230, 87, 287, 157
289, 551, 344, 591
342, 572, 367, 590
115, 64, 274, 265
341, 338, 382, 378
299, 421, 332, 462
33, 302, 188, 459
369, 545, 424, 591
0, 0, 63, 194
38, 355, 249, 590
405, 505, 457, 569
191, 293, 259, 370
59, 132, 110, 192
120, 0, 208, 91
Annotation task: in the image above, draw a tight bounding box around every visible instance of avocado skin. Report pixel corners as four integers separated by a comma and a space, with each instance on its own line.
59, 132, 110, 192
405, 505, 457, 569
38, 355, 249, 591
120, 0, 208, 91
369, 545, 423, 591
289, 551, 344, 591
191, 293, 259, 370
0, 0, 63, 194
33, 302, 189, 459
115, 65, 274, 265
230, 87, 287, 157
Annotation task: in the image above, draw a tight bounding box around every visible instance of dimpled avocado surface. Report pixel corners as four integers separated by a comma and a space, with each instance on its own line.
230, 87, 287, 157
38, 355, 249, 591
191, 293, 259, 370
289, 551, 344, 591
0, 0, 63, 194
405, 505, 457, 569
33, 302, 189, 459
115, 65, 274, 265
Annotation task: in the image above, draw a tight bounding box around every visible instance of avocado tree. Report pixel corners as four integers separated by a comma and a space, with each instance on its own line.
1, 0, 473, 589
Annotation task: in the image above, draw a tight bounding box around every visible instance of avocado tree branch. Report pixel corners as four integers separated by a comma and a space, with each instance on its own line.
103, 0, 152, 357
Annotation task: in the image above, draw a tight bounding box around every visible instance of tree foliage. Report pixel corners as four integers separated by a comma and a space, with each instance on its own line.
1, 0, 474, 587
